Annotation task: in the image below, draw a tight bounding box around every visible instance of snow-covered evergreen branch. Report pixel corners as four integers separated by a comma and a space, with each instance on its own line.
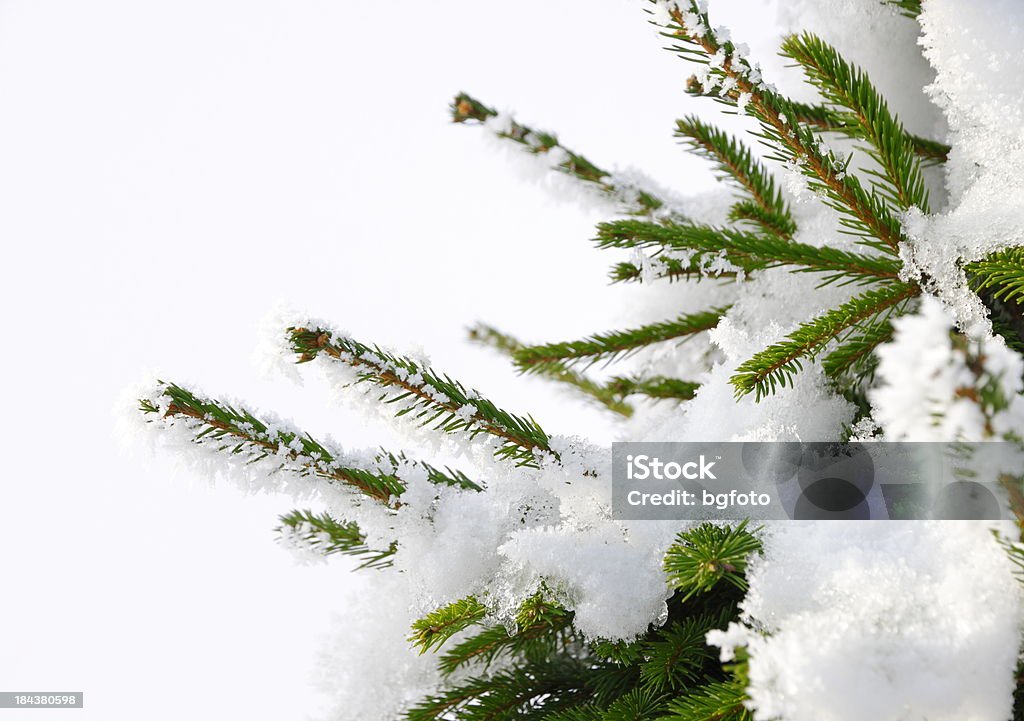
138, 381, 475, 505
452, 92, 674, 217
659, 1, 907, 253
276, 509, 396, 568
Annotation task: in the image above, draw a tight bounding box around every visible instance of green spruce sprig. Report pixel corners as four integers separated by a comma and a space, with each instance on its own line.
662, 681, 752, 721
967, 247, 1024, 305
781, 32, 930, 213
781, 99, 950, 165
405, 657, 590, 721
820, 316, 895, 380
289, 326, 553, 466
662, 2, 907, 254
276, 509, 397, 569
513, 307, 726, 373
637, 612, 731, 693
883, 0, 922, 19
597, 220, 902, 286
139, 381, 466, 505
676, 115, 795, 238
605, 375, 701, 402
436, 593, 573, 676
731, 282, 919, 398
409, 596, 489, 654
469, 322, 635, 416
452, 92, 672, 217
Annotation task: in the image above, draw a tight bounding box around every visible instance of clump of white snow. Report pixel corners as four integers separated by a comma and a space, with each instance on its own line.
871, 295, 1024, 441
738, 521, 1022, 721
900, 0, 1024, 329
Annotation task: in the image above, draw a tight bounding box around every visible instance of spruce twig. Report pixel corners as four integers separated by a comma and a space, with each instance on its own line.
683, 88, 950, 165
605, 375, 701, 402
663, 681, 752, 721
452, 92, 672, 217
436, 593, 573, 676
139, 382, 475, 505
784, 99, 949, 165
276, 509, 397, 568
781, 33, 930, 213
821, 316, 895, 380
662, 3, 907, 253
409, 596, 489, 654
676, 115, 795, 238
967, 247, 1024, 305
468, 322, 635, 416
289, 327, 553, 466
597, 220, 902, 285
731, 282, 919, 398
664, 521, 762, 600
513, 308, 726, 373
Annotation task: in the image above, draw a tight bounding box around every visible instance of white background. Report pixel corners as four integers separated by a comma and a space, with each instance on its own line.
0, 1, 777, 718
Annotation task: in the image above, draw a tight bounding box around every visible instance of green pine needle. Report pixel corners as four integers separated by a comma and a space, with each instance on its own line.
437, 593, 572, 675
882, 0, 922, 18
638, 612, 731, 692
597, 220, 902, 285
605, 375, 701, 402
785, 99, 949, 165
404, 657, 589, 721
821, 316, 896, 380
967, 247, 1024, 305
727, 199, 799, 239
